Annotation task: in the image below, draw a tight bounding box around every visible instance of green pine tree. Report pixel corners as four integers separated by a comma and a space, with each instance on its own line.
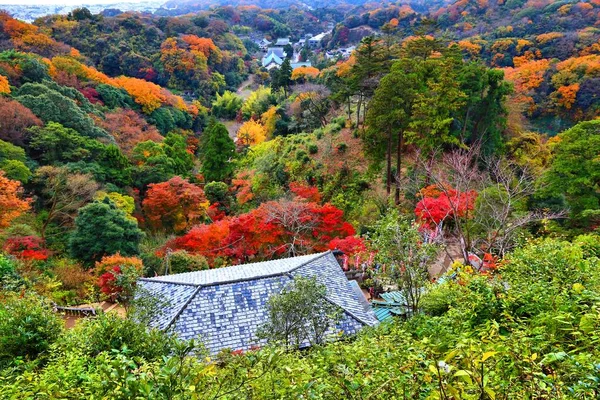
199, 120, 236, 182
69, 198, 144, 265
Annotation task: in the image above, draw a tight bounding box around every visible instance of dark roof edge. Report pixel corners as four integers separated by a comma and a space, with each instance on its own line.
323, 295, 377, 327
288, 251, 378, 327
139, 252, 331, 288
138, 278, 199, 287
164, 285, 203, 332
286, 251, 333, 274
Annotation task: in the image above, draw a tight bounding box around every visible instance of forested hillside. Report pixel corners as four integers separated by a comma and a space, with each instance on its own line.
0, 1, 599, 398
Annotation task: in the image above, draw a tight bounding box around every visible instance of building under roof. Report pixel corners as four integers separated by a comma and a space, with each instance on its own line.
138, 251, 378, 354
291, 61, 312, 69
262, 51, 284, 69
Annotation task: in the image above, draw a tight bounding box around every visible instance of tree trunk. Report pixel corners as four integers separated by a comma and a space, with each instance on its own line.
395, 131, 403, 204
347, 96, 351, 120
356, 95, 362, 128
386, 131, 392, 195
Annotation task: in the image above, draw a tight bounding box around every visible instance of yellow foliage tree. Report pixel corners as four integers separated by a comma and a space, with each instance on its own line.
95, 191, 136, 221
237, 119, 267, 147
261, 106, 279, 138
458, 40, 482, 57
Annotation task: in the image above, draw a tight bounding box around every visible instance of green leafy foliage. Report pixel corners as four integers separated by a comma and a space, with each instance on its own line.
14, 81, 108, 138
543, 120, 600, 227
257, 276, 342, 348
0, 294, 63, 367
199, 120, 236, 182
69, 199, 144, 264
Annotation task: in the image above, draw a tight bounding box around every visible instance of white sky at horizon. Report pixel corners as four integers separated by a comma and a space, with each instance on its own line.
0, 0, 152, 5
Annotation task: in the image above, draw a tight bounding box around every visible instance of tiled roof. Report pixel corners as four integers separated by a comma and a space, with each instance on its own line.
138, 251, 378, 354
371, 291, 409, 322
262, 52, 283, 67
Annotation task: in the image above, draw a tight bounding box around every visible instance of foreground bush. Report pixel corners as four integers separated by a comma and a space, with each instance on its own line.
0, 294, 63, 367
1, 238, 599, 398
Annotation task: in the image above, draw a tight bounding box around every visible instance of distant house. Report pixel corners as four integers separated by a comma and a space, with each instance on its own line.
291, 61, 312, 69
308, 31, 330, 49
138, 251, 378, 354
256, 38, 272, 51
261, 47, 288, 70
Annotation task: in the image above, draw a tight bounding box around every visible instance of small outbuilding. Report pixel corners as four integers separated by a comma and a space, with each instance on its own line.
138, 251, 378, 354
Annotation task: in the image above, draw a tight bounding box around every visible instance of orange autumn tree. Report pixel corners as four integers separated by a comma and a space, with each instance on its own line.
457, 40, 482, 57
182, 35, 223, 64
237, 119, 267, 147
0, 75, 10, 94
160, 37, 204, 76
113, 76, 166, 114
555, 83, 580, 109
291, 66, 320, 82
95, 253, 143, 276
1, 13, 61, 56
49, 56, 113, 85
0, 171, 30, 229
94, 253, 143, 302
142, 176, 209, 233
504, 58, 551, 114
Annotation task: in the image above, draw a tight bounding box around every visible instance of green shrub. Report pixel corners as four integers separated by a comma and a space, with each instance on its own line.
168, 250, 209, 274
0, 294, 63, 365
295, 150, 308, 161
54, 313, 175, 361
308, 143, 318, 154
0, 254, 21, 290
574, 234, 600, 259
420, 282, 459, 316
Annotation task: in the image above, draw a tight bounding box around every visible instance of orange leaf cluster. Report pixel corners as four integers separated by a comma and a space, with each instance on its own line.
0, 171, 30, 229
458, 40, 482, 56
160, 37, 203, 74
95, 253, 143, 276
182, 35, 222, 62
1, 15, 38, 38
291, 66, 320, 81
504, 59, 551, 113
536, 32, 564, 44
97, 109, 163, 156
0, 74, 10, 94
335, 55, 356, 78
113, 76, 166, 114
556, 54, 600, 77
143, 177, 209, 233
556, 83, 580, 109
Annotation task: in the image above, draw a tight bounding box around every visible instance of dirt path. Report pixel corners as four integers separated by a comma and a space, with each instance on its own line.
236, 75, 254, 100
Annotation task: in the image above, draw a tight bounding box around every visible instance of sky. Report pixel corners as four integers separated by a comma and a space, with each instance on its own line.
0, 0, 151, 5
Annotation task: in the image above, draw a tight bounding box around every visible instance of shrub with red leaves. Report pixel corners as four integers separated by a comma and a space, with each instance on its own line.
165, 199, 361, 266
3, 236, 49, 261
415, 185, 477, 226
289, 182, 321, 203
98, 266, 122, 297
79, 87, 102, 104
